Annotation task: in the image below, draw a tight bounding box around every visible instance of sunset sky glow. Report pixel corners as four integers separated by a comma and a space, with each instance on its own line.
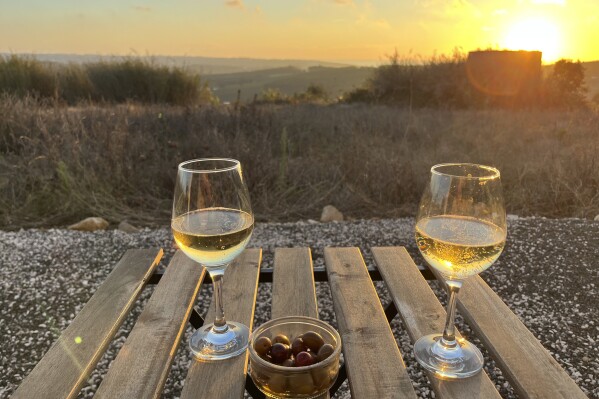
1, 0, 597, 63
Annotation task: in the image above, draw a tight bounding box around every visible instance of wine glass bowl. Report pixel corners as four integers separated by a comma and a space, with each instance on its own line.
414, 163, 506, 379
172, 158, 254, 361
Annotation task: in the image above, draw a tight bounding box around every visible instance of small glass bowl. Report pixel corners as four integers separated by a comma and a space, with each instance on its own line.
248, 316, 342, 399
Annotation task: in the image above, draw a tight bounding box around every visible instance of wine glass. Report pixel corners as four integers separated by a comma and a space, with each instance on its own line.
414, 163, 506, 379
172, 158, 254, 361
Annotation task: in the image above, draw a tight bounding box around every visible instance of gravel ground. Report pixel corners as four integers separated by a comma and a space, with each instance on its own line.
1, 217, 597, 399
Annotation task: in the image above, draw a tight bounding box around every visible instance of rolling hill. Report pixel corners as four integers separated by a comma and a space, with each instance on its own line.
205, 65, 375, 102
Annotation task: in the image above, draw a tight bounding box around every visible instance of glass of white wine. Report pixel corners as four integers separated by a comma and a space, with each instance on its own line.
172, 158, 254, 361
414, 163, 506, 379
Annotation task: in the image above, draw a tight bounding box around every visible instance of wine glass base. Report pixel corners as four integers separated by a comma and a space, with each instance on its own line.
189, 321, 250, 361
414, 334, 484, 379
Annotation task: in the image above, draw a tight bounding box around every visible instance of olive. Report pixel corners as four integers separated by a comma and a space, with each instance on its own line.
291, 337, 307, 356
311, 367, 331, 390
295, 351, 315, 367
273, 334, 291, 346
270, 343, 290, 363
302, 331, 325, 352
288, 373, 316, 395
281, 358, 295, 367
309, 351, 319, 363
317, 343, 335, 362
267, 374, 288, 393
254, 336, 272, 357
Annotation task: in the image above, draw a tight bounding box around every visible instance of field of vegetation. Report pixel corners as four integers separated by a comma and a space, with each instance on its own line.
1, 95, 599, 229
1, 53, 598, 228
206, 65, 374, 102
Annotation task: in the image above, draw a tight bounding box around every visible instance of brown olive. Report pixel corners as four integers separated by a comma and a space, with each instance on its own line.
294, 351, 315, 367
317, 343, 335, 362
291, 337, 307, 356
273, 334, 291, 346
254, 336, 272, 357
270, 343, 290, 363
311, 367, 332, 390
288, 373, 315, 395
302, 331, 325, 352
267, 374, 288, 393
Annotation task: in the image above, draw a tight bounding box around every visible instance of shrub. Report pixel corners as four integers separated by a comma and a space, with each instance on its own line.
0, 55, 56, 98
257, 88, 292, 104
0, 55, 213, 105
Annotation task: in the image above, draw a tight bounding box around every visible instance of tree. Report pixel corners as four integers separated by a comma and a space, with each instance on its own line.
293, 84, 329, 103
545, 59, 587, 108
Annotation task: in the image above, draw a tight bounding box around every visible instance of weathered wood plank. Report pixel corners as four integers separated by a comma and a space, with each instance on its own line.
180, 248, 262, 399
12, 248, 163, 399
272, 247, 318, 319
459, 275, 588, 399
272, 247, 329, 399
372, 247, 501, 399
95, 250, 206, 399
324, 247, 417, 399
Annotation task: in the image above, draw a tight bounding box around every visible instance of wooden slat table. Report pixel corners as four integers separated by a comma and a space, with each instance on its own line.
12, 246, 587, 399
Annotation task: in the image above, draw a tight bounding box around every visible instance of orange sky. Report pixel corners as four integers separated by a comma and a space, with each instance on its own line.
0, 0, 597, 63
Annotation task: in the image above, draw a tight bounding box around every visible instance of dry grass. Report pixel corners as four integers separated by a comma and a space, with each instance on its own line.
1, 96, 599, 229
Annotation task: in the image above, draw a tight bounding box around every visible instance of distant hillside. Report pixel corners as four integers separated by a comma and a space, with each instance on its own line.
9, 53, 350, 75
206, 65, 375, 102
207, 59, 599, 103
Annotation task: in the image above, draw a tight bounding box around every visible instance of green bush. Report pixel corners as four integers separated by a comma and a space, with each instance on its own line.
56, 64, 94, 103
294, 83, 328, 103
0, 55, 55, 98
0, 55, 213, 105
257, 88, 292, 104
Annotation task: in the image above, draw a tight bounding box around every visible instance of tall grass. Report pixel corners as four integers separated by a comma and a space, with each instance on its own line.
0, 55, 212, 105
0, 56, 55, 98
1, 96, 598, 229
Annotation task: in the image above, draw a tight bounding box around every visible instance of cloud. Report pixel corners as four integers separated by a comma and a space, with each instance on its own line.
133, 5, 151, 12
225, 0, 244, 9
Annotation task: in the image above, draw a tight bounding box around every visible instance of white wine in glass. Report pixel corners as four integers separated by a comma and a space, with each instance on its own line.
172, 208, 254, 267
415, 215, 505, 280
172, 159, 254, 361
414, 163, 506, 379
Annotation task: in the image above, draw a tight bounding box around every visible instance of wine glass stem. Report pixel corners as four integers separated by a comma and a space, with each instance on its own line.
209, 268, 229, 333
441, 280, 462, 348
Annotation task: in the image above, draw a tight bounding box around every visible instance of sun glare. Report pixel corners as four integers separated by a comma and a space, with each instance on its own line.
502, 17, 562, 62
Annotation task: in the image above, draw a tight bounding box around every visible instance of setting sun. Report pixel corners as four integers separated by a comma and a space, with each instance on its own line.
502, 17, 563, 62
